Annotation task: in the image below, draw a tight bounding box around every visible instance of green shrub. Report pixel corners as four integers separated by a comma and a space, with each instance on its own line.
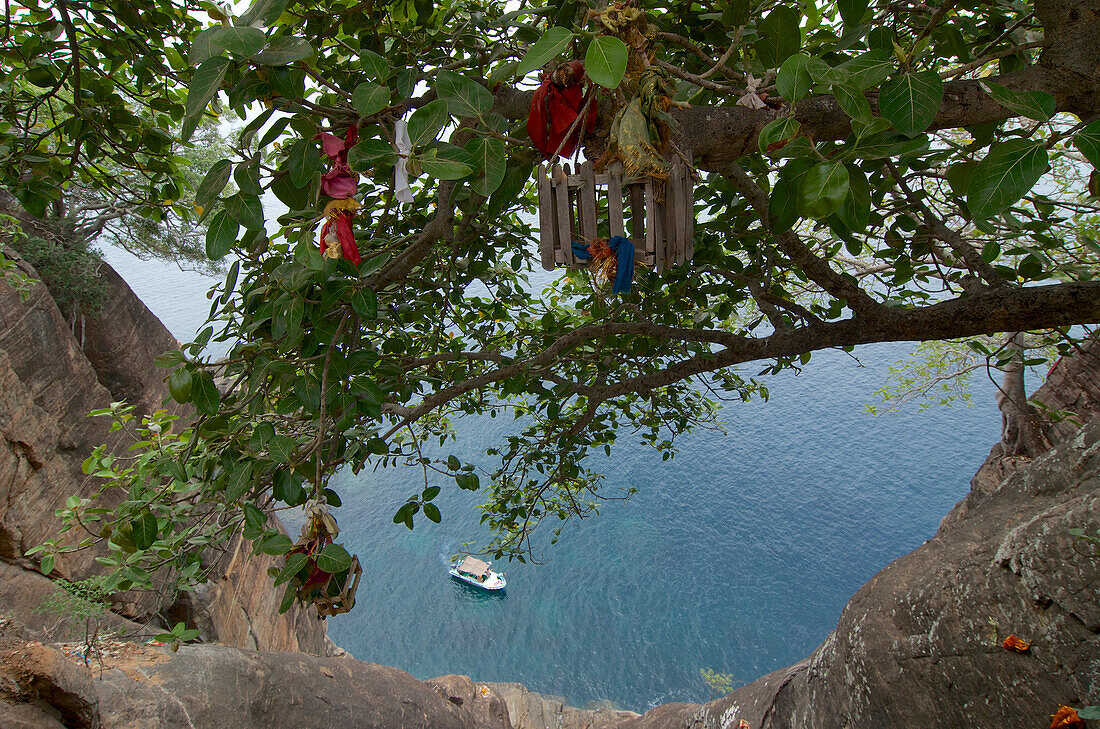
11, 235, 106, 316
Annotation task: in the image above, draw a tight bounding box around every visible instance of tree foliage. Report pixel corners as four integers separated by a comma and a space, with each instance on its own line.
10, 0, 1100, 613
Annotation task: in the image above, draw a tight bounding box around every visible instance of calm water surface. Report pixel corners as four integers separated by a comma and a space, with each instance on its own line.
104, 246, 1001, 711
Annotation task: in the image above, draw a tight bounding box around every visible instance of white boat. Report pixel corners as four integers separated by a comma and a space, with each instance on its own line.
449, 556, 506, 591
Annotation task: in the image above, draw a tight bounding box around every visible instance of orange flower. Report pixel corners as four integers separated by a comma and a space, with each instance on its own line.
1050, 705, 1085, 729
1002, 634, 1031, 652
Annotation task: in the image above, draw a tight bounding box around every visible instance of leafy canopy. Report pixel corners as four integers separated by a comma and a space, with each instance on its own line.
9, 0, 1100, 613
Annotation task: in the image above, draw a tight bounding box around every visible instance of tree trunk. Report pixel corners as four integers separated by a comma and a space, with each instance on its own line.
997, 333, 1047, 457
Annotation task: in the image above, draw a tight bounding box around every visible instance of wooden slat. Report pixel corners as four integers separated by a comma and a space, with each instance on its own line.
537, 163, 556, 271
579, 161, 598, 247
682, 149, 694, 260
629, 184, 644, 242
669, 157, 683, 266
552, 163, 573, 267
608, 162, 625, 239
646, 180, 662, 274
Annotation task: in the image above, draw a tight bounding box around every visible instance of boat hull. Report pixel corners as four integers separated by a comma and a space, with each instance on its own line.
449, 568, 506, 591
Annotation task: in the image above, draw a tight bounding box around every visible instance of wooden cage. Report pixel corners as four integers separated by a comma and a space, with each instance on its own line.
536, 153, 695, 274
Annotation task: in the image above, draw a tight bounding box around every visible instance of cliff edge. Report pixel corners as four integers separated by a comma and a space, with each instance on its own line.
0, 247, 332, 656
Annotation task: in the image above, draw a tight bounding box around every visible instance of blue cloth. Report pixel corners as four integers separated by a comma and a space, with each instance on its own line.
571, 235, 635, 294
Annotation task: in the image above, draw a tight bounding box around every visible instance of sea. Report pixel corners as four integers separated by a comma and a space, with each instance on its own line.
103, 245, 1002, 713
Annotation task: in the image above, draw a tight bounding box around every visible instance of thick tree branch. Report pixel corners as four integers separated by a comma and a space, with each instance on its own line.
386, 281, 1100, 437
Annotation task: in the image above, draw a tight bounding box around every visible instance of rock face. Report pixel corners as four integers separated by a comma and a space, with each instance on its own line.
487, 682, 638, 729
0, 250, 330, 655
0, 636, 511, 729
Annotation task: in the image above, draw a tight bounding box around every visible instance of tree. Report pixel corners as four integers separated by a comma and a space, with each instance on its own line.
9, 0, 1100, 613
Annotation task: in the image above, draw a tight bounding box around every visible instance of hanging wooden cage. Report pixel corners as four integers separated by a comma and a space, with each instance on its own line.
313, 555, 362, 618
536, 152, 695, 274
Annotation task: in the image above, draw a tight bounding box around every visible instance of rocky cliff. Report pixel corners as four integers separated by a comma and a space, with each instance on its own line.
0, 248, 332, 655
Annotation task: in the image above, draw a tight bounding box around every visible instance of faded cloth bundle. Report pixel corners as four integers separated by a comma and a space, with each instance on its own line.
572, 235, 635, 294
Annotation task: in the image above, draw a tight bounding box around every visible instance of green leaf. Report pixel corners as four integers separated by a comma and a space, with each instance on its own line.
352, 83, 390, 117
516, 27, 574, 77
361, 50, 390, 82
946, 161, 976, 197
260, 533, 294, 556
268, 435, 295, 463
205, 210, 238, 259
252, 37, 314, 65
769, 160, 812, 232
237, 0, 288, 27
879, 70, 944, 136
243, 503, 266, 531
287, 138, 319, 188
351, 288, 378, 319
833, 84, 872, 124
212, 26, 267, 57
316, 543, 353, 572
980, 80, 1055, 122
838, 0, 869, 26
839, 51, 894, 91
226, 463, 254, 501
1017, 254, 1044, 279
967, 138, 1049, 219
190, 27, 225, 65
423, 502, 441, 523
191, 370, 220, 416
272, 173, 309, 210
183, 57, 230, 138
755, 7, 801, 68
196, 159, 232, 208
278, 582, 296, 614
132, 512, 158, 550
225, 193, 265, 231
233, 160, 262, 195
436, 70, 494, 118
421, 144, 475, 180
155, 350, 185, 368
585, 36, 629, 89
836, 164, 870, 231
798, 162, 850, 219
39, 554, 54, 577
275, 552, 308, 586
455, 473, 480, 490
1073, 120, 1100, 168
168, 368, 193, 403
393, 501, 418, 525
776, 55, 814, 102
1077, 707, 1100, 720
758, 117, 801, 155
408, 99, 450, 149
347, 139, 396, 171
466, 137, 507, 197
422, 485, 441, 501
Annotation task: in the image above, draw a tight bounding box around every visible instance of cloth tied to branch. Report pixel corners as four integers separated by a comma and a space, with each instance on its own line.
316, 126, 362, 266
571, 235, 635, 294
737, 74, 767, 110
393, 119, 414, 203
528, 60, 597, 160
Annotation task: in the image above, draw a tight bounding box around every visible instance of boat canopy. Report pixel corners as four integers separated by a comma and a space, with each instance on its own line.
456, 556, 491, 577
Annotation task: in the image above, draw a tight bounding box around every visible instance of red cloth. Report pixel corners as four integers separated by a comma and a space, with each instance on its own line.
527, 60, 596, 160
317, 126, 359, 199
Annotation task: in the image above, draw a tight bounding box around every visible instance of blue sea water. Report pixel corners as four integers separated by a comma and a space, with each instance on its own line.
103, 246, 1002, 712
